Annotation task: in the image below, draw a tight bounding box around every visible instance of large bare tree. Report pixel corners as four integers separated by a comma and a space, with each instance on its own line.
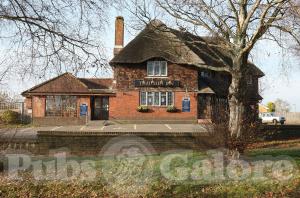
0, 0, 111, 80
127, 0, 300, 142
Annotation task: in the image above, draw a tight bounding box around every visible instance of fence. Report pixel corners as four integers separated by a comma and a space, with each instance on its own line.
0, 102, 31, 124
277, 112, 300, 124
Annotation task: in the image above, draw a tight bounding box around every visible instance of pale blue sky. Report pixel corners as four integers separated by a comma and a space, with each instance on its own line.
1, 10, 300, 111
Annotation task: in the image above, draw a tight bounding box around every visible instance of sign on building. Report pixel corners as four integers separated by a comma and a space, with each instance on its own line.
134, 79, 180, 87
182, 98, 190, 112
80, 104, 88, 116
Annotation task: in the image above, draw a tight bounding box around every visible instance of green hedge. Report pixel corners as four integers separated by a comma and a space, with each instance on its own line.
0, 110, 20, 124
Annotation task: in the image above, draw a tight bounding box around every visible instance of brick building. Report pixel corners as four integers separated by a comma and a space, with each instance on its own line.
22, 16, 264, 125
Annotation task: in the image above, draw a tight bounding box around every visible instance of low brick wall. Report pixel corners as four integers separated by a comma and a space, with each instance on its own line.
33, 117, 86, 126
37, 133, 224, 155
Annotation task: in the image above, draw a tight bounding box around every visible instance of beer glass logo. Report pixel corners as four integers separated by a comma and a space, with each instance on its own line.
99, 136, 156, 197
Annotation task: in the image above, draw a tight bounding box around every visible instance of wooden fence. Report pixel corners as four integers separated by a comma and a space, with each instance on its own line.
277, 112, 300, 124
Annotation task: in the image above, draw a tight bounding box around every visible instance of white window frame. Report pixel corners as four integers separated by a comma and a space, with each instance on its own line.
147, 61, 168, 77
140, 91, 174, 106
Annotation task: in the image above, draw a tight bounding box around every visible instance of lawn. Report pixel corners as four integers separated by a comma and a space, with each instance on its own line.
1, 140, 300, 197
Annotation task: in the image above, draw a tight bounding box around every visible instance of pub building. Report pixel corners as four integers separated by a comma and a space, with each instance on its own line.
22, 16, 264, 125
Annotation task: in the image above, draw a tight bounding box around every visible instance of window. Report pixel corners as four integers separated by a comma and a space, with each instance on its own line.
140, 91, 174, 106
147, 92, 154, 106
247, 75, 253, 85
141, 92, 147, 105
200, 71, 212, 78
167, 92, 173, 105
160, 92, 167, 106
154, 92, 160, 106
147, 61, 167, 76
46, 96, 77, 117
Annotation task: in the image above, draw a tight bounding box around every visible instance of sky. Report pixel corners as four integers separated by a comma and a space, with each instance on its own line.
1, 8, 300, 112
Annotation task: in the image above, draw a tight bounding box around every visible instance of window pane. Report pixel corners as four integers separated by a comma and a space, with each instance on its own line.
147, 62, 154, 76
62, 96, 77, 117
160, 62, 167, 76
46, 96, 77, 117
147, 92, 154, 105
46, 96, 62, 116
141, 92, 147, 105
167, 92, 173, 105
154, 92, 160, 106
160, 92, 167, 106
154, 61, 160, 76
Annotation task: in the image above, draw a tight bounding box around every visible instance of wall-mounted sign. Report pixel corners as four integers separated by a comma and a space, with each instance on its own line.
182, 98, 190, 112
134, 80, 180, 87
80, 104, 88, 116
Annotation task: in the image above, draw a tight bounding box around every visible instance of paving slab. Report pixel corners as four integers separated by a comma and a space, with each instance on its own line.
0, 124, 210, 142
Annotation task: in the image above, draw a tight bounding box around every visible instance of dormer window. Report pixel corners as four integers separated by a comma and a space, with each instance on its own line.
147, 61, 167, 76
200, 71, 212, 78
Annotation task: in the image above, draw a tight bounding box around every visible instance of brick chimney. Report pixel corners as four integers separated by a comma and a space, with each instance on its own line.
114, 16, 124, 56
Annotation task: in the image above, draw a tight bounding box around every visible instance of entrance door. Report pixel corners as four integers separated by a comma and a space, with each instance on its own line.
197, 94, 212, 119
91, 96, 109, 120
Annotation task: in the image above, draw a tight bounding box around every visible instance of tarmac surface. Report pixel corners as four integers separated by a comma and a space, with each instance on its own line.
0, 122, 209, 141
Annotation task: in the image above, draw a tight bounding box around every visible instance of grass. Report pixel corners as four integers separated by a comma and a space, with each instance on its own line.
1, 140, 300, 197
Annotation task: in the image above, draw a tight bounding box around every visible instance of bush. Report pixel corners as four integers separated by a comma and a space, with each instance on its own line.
166, 105, 178, 112
137, 105, 150, 112
0, 110, 20, 124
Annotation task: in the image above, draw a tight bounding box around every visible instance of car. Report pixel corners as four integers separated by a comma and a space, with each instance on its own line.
259, 112, 286, 125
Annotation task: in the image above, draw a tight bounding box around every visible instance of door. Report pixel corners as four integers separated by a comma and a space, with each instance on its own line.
197, 94, 212, 119
91, 96, 109, 120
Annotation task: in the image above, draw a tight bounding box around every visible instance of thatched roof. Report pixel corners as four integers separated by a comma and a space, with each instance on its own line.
110, 20, 264, 77
22, 73, 115, 96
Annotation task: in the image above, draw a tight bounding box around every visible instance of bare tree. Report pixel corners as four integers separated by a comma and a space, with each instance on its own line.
0, 0, 111, 80
274, 98, 291, 113
126, 0, 300, 142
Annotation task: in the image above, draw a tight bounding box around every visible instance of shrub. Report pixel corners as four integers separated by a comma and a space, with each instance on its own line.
0, 110, 20, 124
137, 105, 150, 112
166, 105, 178, 112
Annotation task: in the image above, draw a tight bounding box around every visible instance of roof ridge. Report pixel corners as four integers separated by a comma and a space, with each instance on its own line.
22, 72, 71, 95
21, 72, 90, 96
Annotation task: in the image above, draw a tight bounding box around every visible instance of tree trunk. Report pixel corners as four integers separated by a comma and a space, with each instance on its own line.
228, 75, 244, 138
228, 55, 247, 140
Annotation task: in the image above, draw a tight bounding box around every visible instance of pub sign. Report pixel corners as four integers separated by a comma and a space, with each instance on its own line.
134, 79, 180, 87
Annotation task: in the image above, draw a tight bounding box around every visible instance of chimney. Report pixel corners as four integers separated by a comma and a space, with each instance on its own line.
114, 16, 124, 56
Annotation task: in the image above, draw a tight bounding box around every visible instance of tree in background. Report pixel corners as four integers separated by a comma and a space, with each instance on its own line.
0, 0, 111, 80
274, 99, 291, 113
125, 0, 300, 153
267, 102, 276, 112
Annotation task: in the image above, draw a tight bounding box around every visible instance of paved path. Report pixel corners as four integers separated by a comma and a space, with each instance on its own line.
0, 124, 209, 141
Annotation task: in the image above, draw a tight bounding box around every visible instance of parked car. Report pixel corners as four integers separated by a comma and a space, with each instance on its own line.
259, 112, 286, 125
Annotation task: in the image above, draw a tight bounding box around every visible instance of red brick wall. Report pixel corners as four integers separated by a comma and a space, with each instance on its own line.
109, 91, 197, 120
77, 96, 91, 119
32, 96, 45, 117
111, 61, 199, 120
32, 96, 91, 119
24, 97, 32, 109
113, 62, 198, 91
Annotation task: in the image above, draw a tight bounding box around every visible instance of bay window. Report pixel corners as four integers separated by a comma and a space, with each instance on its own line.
147, 61, 167, 76
140, 91, 174, 106
46, 96, 77, 117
